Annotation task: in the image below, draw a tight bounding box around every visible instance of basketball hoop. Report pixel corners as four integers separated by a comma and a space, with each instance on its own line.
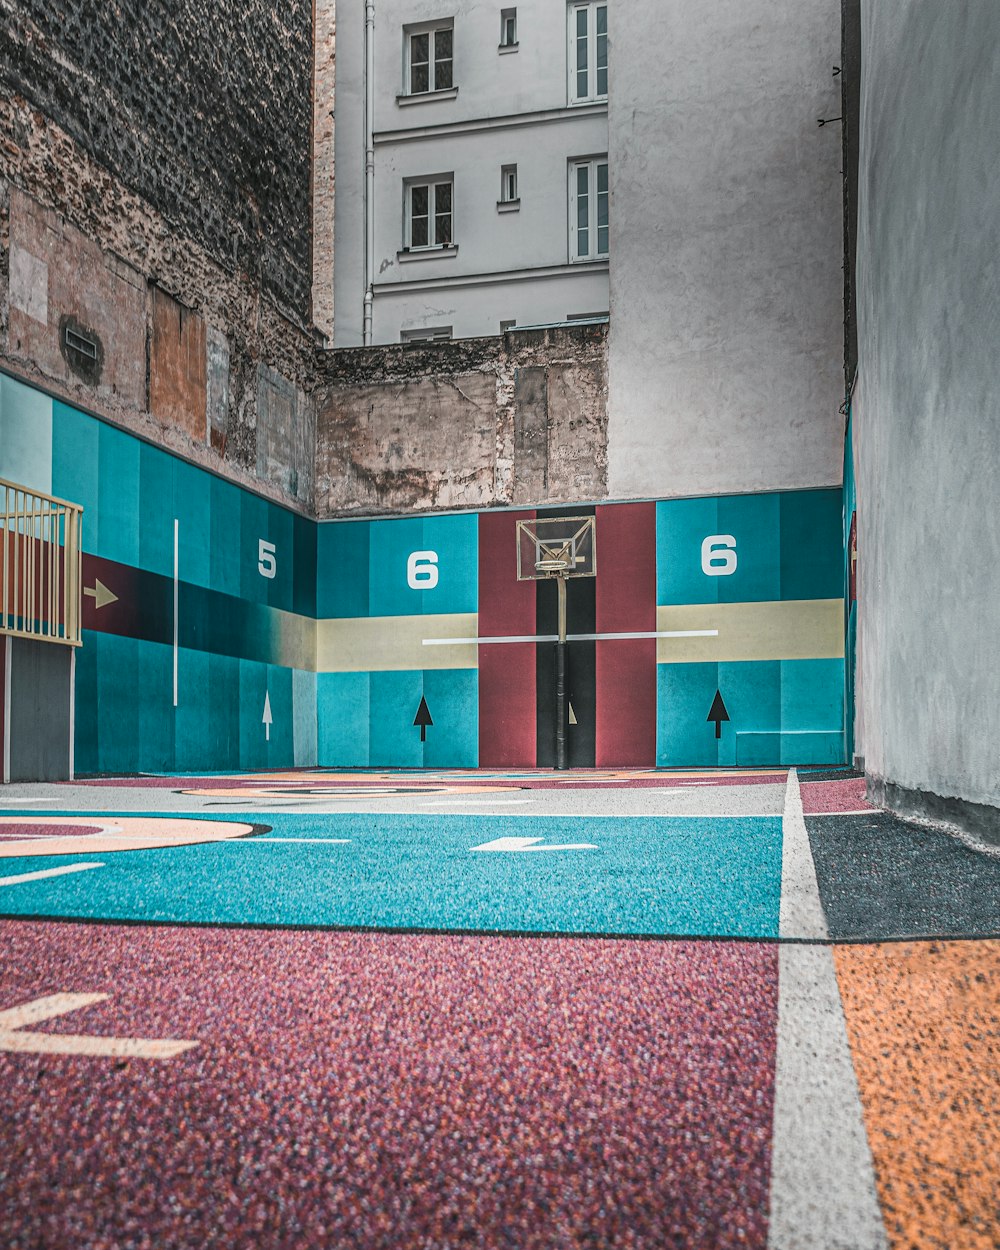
535, 556, 571, 573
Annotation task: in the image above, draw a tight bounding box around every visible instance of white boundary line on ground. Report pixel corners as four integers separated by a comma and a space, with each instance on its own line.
767, 770, 887, 1250
0, 862, 105, 887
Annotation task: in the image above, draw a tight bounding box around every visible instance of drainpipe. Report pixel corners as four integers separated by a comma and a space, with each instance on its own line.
363, 0, 376, 345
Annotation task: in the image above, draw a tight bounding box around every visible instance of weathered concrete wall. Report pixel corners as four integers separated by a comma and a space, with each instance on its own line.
606, 0, 845, 500
854, 0, 1000, 840
315, 325, 608, 515
0, 19, 318, 510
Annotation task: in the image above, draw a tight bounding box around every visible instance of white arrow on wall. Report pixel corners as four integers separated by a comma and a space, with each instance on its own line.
83, 579, 118, 610
262, 691, 272, 742
471, 836, 597, 853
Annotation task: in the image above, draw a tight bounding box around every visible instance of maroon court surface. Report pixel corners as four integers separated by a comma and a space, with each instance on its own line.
1, 920, 777, 1250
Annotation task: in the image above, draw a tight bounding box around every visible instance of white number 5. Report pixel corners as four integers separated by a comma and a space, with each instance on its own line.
407, 550, 439, 589
258, 539, 277, 579
701, 534, 737, 576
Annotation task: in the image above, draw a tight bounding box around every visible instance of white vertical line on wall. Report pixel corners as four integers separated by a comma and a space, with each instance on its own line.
173, 519, 179, 708
68, 649, 76, 781
3, 635, 11, 784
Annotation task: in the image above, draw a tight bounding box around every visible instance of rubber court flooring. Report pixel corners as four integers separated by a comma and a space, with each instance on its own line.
0, 767, 997, 1250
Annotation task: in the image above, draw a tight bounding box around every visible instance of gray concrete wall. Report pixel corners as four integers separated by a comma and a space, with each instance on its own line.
606, 0, 844, 500
7, 638, 73, 783
854, 0, 1000, 837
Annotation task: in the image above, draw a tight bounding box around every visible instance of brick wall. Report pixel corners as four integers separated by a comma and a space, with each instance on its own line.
1, 0, 313, 322
0, 5, 318, 512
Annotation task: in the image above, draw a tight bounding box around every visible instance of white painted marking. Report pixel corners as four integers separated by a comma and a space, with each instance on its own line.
83, 579, 118, 610
768, 768, 885, 1249
471, 836, 597, 852
423, 629, 718, 646
418, 798, 534, 807
768, 945, 888, 1250
3, 635, 11, 785
701, 534, 738, 576
172, 518, 179, 707
262, 691, 273, 742
779, 768, 828, 940
407, 550, 439, 589
0, 993, 198, 1060
68, 648, 76, 780
0, 797, 49, 804
246, 837, 351, 844
257, 539, 277, 579
0, 862, 104, 887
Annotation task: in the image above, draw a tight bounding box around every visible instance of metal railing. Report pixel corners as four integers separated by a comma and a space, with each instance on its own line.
1, 477, 82, 646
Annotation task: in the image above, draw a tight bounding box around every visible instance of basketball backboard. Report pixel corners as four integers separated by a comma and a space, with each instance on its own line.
516, 516, 597, 581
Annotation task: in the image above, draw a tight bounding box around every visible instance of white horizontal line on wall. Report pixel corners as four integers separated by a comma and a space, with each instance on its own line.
422, 630, 719, 646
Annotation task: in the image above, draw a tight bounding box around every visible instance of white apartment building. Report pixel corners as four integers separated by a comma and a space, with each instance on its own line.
333, 0, 610, 344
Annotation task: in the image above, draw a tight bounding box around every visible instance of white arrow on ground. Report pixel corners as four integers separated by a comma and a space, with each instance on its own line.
83, 579, 118, 610
471, 836, 597, 852
262, 690, 272, 741
0, 993, 197, 1059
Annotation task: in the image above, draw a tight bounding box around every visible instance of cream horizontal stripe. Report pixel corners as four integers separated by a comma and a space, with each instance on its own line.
270, 607, 318, 672
656, 600, 844, 664
318, 613, 479, 673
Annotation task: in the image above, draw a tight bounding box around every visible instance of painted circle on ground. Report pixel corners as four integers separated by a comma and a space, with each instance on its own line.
0, 817, 257, 858
179, 785, 520, 798
0, 824, 106, 840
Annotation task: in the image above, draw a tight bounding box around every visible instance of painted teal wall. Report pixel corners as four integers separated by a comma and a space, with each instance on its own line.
1, 374, 315, 774
655, 491, 845, 767
1, 372, 847, 773
316, 513, 480, 768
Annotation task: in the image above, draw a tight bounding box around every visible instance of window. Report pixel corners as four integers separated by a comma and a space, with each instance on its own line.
569, 159, 608, 260
401, 326, 453, 343
501, 164, 518, 202
405, 178, 454, 249
568, 2, 607, 104
405, 21, 454, 94
500, 8, 517, 49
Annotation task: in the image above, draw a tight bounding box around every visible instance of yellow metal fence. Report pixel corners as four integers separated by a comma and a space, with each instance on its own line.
1, 477, 82, 646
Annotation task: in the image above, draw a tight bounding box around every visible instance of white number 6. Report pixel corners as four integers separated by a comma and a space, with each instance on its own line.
407, 550, 439, 589
258, 539, 277, 579
701, 534, 737, 576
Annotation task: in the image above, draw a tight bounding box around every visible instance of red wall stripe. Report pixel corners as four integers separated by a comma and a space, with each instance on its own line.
478, 510, 537, 767
595, 502, 657, 766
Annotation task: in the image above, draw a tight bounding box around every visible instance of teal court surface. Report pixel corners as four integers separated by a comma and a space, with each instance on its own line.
1, 767, 998, 1249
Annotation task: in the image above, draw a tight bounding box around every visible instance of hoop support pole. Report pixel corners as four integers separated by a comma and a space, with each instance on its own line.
555, 575, 568, 770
